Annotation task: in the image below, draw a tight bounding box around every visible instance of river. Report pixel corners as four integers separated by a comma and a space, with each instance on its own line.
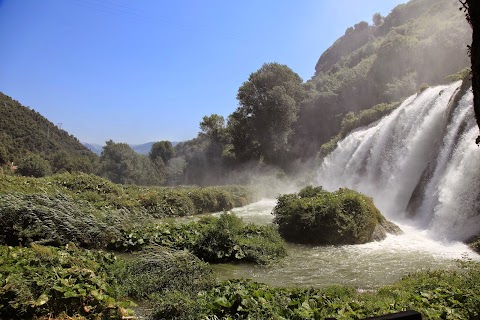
212, 199, 478, 289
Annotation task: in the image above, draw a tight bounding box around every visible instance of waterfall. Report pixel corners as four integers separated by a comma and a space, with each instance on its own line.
317, 81, 480, 241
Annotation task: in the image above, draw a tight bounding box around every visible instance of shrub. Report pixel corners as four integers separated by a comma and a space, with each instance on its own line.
273, 186, 385, 245
17, 154, 52, 178
117, 247, 214, 301
116, 247, 214, 319
193, 213, 287, 264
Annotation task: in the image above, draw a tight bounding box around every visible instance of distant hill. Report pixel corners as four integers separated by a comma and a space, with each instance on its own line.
0, 92, 97, 174
83, 141, 179, 155
82, 143, 103, 156
130, 142, 156, 155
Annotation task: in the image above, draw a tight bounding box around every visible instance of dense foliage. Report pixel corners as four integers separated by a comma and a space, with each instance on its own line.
0, 193, 119, 248
273, 186, 387, 245
0, 244, 130, 319
110, 213, 287, 265
229, 63, 306, 167
116, 246, 215, 319
0, 173, 257, 252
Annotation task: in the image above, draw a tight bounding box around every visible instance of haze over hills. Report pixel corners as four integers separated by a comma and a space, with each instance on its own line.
82, 141, 179, 155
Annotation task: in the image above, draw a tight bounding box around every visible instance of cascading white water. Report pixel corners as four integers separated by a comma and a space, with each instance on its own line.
317, 81, 480, 242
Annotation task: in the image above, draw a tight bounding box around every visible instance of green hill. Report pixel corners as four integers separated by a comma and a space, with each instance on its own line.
0, 92, 97, 176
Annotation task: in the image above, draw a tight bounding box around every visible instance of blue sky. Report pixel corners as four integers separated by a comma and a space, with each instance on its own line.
0, 0, 406, 145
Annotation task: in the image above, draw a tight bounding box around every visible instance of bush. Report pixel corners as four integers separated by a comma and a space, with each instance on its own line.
116, 247, 214, 319
17, 154, 51, 178
111, 214, 287, 265
273, 186, 385, 245
193, 213, 287, 264
117, 247, 214, 301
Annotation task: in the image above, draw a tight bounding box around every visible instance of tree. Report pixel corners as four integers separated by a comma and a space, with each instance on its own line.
149, 141, 175, 164
99, 140, 165, 185
228, 63, 305, 166
200, 114, 226, 142
460, 0, 480, 143
354, 21, 369, 31
372, 13, 384, 26
17, 153, 51, 178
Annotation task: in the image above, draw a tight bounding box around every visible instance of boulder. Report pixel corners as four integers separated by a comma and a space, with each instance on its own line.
273, 186, 402, 245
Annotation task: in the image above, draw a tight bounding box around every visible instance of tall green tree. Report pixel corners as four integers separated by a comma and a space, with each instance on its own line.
228, 63, 305, 166
149, 141, 175, 164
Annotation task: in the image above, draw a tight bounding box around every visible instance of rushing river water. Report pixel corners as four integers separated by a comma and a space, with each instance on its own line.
212, 199, 479, 289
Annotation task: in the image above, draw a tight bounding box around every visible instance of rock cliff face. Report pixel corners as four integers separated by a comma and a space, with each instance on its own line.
464, 0, 480, 140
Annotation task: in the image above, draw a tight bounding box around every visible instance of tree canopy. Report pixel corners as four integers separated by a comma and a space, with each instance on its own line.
228, 63, 305, 166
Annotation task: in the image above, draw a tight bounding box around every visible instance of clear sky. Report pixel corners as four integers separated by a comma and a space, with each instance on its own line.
0, 0, 406, 145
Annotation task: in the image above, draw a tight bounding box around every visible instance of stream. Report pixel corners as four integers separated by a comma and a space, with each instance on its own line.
211, 199, 479, 289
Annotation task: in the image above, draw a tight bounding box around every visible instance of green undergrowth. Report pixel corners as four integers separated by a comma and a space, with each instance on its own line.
0, 173, 257, 217
0, 244, 132, 320
0, 192, 147, 249
110, 213, 287, 265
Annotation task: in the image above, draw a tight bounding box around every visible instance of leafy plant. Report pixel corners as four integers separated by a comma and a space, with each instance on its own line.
0, 244, 130, 319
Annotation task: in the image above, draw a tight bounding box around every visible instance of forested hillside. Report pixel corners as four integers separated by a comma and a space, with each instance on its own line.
293, 0, 470, 158
0, 93, 97, 176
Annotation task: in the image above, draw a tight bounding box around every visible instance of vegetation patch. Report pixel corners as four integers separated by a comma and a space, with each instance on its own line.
111, 213, 287, 265
116, 247, 215, 319
0, 173, 256, 217
0, 193, 120, 248
273, 186, 399, 245
0, 244, 130, 320
319, 101, 400, 157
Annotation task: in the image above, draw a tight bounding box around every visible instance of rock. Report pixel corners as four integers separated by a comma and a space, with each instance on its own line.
371, 220, 403, 242
273, 186, 403, 245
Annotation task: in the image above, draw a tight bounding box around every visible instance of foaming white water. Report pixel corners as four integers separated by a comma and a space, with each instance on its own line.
317, 82, 480, 242
214, 198, 277, 225
355, 222, 477, 260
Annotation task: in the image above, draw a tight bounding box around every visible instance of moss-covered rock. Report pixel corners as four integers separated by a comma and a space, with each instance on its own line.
272, 186, 401, 245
